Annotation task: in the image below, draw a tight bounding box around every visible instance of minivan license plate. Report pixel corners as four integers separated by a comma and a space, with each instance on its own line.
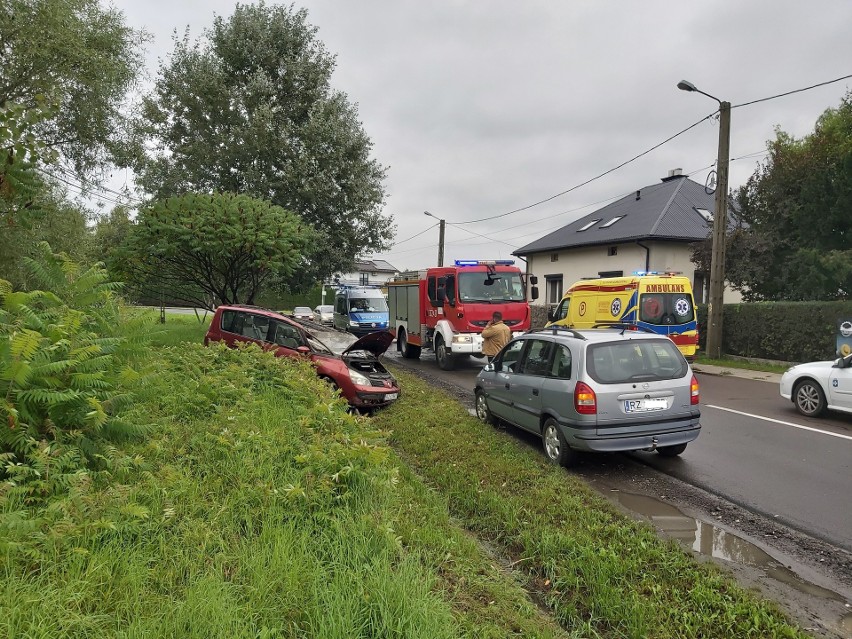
624, 398, 667, 412
385, 393, 398, 401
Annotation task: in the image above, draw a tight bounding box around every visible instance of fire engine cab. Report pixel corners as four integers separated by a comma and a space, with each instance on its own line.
386, 260, 538, 370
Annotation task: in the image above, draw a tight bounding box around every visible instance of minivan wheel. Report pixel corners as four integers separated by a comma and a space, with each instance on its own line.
435, 335, 456, 371
542, 418, 578, 467
657, 443, 687, 457
475, 390, 495, 425
793, 379, 826, 417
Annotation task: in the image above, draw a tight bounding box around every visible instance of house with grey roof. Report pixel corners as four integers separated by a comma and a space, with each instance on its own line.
513, 169, 743, 308
332, 257, 399, 287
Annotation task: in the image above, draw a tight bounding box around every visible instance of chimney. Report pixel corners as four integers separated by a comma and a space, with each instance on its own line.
661, 168, 684, 182
635, 189, 641, 200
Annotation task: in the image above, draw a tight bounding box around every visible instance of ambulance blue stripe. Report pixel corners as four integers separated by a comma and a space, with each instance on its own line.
635, 320, 698, 333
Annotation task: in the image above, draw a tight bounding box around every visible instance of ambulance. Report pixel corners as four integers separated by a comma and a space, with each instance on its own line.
546, 272, 699, 360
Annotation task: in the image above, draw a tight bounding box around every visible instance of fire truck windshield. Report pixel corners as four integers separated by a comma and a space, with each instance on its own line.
458, 272, 525, 303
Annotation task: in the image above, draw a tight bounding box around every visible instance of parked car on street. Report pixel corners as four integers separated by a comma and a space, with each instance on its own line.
474, 326, 701, 467
313, 304, 334, 325
292, 306, 314, 321
779, 353, 852, 417
205, 305, 400, 410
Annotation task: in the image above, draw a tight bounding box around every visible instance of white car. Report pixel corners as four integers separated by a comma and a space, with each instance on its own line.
292, 306, 314, 321
780, 353, 852, 417
313, 305, 334, 324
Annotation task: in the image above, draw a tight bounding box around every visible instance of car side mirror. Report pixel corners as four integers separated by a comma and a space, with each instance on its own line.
296, 346, 311, 355
530, 275, 538, 285
483, 362, 495, 372
531, 286, 539, 301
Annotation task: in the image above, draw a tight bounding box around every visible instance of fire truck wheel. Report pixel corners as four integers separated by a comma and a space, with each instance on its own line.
399, 330, 421, 359
435, 335, 456, 370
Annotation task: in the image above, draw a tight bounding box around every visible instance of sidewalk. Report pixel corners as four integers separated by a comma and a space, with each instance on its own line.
692, 363, 783, 384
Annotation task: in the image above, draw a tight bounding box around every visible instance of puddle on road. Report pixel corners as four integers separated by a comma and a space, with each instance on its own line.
610, 491, 852, 635
840, 612, 852, 635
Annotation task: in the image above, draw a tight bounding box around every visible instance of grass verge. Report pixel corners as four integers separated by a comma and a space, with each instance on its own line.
695, 356, 790, 374
0, 328, 571, 637
373, 367, 810, 639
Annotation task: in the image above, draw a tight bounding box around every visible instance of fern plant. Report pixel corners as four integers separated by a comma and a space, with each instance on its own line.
0, 244, 148, 503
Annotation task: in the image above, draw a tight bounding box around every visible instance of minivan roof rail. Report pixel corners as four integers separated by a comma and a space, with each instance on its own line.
529, 325, 587, 340
591, 322, 658, 335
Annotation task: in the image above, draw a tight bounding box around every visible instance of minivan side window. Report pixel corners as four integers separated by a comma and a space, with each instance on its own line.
550, 345, 572, 379
497, 340, 526, 373
241, 314, 271, 341
270, 321, 304, 349
517, 339, 555, 376
221, 310, 243, 334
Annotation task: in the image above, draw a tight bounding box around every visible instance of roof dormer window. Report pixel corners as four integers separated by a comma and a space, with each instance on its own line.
599, 216, 624, 228
577, 219, 601, 232
695, 207, 713, 223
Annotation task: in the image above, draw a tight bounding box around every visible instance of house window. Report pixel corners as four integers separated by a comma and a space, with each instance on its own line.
600, 216, 624, 228
359, 273, 369, 285
577, 219, 601, 232
545, 275, 563, 305
608, 246, 618, 257
598, 270, 623, 278
550, 253, 559, 262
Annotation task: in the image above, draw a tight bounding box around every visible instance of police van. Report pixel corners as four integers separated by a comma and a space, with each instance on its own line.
333, 285, 390, 336
546, 272, 699, 360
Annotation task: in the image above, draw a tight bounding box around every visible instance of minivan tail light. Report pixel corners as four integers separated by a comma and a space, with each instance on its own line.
574, 381, 597, 415
690, 375, 700, 405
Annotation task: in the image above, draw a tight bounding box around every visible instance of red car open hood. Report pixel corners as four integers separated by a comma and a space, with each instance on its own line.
342, 331, 395, 357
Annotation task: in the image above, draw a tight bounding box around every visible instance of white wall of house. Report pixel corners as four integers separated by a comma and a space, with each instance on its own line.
333, 270, 397, 287
526, 240, 742, 307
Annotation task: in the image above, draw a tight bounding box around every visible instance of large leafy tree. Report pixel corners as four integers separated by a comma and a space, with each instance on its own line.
0, 0, 145, 177
134, 2, 393, 288
692, 91, 852, 301
117, 192, 315, 308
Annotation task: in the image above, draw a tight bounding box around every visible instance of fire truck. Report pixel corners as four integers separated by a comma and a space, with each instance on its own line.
386, 260, 539, 370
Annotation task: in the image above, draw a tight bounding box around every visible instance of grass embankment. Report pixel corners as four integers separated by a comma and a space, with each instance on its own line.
374, 368, 809, 639
1, 323, 568, 637
1, 314, 808, 637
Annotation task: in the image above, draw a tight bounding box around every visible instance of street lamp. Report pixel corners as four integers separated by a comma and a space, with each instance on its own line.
423, 210, 446, 267
678, 79, 731, 360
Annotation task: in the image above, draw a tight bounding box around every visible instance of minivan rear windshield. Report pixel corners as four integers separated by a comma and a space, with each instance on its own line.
587, 339, 687, 384
639, 293, 694, 325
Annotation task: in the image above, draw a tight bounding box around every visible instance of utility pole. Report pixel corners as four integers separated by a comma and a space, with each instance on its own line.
706, 101, 731, 360
437, 218, 445, 267
677, 80, 731, 359
424, 211, 446, 267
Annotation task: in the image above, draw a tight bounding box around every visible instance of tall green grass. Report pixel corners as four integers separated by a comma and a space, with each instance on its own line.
374, 369, 810, 639
1, 335, 572, 637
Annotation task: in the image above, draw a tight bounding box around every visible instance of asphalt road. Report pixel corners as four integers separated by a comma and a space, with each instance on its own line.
385, 350, 852, 551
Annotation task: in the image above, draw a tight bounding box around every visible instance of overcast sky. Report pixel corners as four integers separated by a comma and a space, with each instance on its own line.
111, 0, 852, 271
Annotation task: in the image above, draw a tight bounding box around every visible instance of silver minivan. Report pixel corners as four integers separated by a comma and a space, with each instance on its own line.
474, 327, 701, 466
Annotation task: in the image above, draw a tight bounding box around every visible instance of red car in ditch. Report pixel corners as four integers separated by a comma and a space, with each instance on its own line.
204, 305, 399, 410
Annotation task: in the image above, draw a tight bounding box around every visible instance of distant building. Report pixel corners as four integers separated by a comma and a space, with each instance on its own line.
513, 170, 743, 309
332, 258, 399, 287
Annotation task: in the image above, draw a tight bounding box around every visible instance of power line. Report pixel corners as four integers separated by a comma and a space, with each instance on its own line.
53, 164, 143, 204
452, 111, 717, 226
732, 73, 852, 109
390, 222, 439, 247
